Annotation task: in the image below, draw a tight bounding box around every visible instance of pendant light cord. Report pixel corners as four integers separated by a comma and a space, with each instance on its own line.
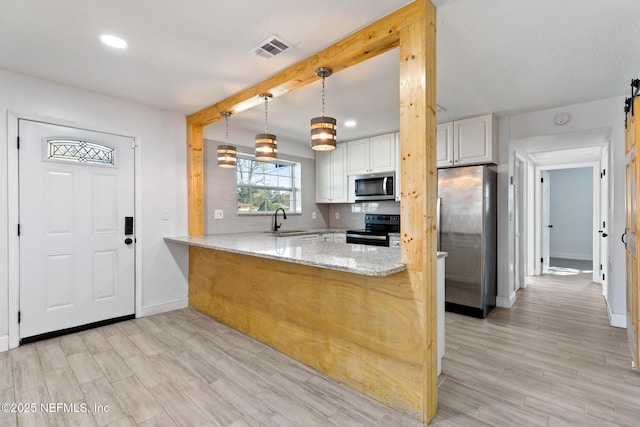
321, 76, 326, 117
264, 95, 269, 133
225, 114, 229, 144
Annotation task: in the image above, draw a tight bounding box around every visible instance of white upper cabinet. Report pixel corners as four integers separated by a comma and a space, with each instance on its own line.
436, 122, 454, 167
347, 133, 396, 175
437, 114, 497, 168
316, 143, 347, 203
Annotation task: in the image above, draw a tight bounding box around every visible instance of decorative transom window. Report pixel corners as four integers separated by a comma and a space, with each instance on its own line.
236, 155, 301, 213
47, 139, 115, 166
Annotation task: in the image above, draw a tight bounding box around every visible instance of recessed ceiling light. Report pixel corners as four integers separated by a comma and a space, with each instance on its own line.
344, 120, 357, 127
99, 34, 128, 49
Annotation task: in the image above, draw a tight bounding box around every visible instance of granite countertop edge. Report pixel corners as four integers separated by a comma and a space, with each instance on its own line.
164, 233, 406, 277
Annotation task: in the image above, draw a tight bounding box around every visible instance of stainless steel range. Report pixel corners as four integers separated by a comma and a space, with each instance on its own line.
346, 214, 400, 247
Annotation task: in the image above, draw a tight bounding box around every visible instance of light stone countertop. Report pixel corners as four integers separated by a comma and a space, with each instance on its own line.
165, 233, 447, 277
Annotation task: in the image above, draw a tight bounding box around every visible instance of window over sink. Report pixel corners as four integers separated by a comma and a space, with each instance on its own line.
236, 155, 301, 213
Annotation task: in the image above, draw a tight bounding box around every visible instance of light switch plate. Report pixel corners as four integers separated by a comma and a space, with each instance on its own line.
214, 209, 224, 219
312, 211, 316, 219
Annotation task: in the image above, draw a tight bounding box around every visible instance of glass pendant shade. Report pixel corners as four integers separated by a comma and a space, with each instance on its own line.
255, 133, 278, 160
216, 144, 237, 168
310, 67, 336, 151
310, 116, 337, 151
255, 93, 277, 160
217, 111, 237, 168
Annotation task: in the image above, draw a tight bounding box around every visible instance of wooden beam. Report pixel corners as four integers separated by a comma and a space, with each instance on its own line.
186, 1, 422, 128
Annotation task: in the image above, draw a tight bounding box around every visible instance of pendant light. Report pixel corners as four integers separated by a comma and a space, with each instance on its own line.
255, 93, 277, 161
310, 67, 337, 151
217, 111, 237, 168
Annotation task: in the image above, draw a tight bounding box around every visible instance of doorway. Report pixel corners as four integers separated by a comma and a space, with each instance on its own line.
509, 129, 610, 304
8, 115, 139, 347
535, 163, 602, 283
543, 167, 595, 273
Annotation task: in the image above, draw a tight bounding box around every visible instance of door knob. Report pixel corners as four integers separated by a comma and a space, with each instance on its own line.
548, 224, 553, 228
124, 238, 133, 245
598, 230, 608, 238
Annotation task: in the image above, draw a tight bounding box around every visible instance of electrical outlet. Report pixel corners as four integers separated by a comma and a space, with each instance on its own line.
312, 211, 316, 219
214, 209, 224, 219
335, 212, 339, 220
161, 210, 169, 220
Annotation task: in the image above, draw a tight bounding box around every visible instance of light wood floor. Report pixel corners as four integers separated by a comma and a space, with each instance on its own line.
433, 271, 640, 426
1, 271, 639, 426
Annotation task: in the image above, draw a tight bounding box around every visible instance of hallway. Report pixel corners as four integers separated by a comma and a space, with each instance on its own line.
434, 270, 640, 425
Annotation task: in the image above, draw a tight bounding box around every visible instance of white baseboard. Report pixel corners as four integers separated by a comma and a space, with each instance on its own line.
496, 293, 516, 308
142, 297, 188, 317
608, 306, 627, 328
0, 335, 8, 353
549, 252, 591, 261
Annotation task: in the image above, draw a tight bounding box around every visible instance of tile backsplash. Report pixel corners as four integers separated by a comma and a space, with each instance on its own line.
328, 201, 401, 229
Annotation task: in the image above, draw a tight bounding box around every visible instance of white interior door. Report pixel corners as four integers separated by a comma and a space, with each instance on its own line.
541, 170, 551, 273
19, 119, 135, 341
514, 157, 525, 289
599, 147, 609, 291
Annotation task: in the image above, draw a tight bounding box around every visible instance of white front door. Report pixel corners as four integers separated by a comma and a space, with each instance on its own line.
541, 170, 551, 273
18, 119, 135, 341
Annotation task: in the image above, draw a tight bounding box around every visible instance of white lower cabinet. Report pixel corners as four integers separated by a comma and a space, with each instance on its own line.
389, 233, 401, 248
322, 232, 346, 243
289, 234, 320, 242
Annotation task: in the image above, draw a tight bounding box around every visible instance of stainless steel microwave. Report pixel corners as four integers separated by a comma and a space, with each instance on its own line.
354, 172, 395, 201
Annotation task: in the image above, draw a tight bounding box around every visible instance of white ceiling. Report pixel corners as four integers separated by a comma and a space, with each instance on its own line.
2, 0, 640, 146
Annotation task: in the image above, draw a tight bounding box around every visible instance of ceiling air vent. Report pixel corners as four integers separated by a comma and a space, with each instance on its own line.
252, 35, 291, 59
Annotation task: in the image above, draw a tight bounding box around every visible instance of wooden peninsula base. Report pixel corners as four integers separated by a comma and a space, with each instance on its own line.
188, 245, 427, 420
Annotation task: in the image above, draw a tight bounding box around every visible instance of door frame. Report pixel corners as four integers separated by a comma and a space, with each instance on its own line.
7, 111, 143, 349
533, 161, 603, 284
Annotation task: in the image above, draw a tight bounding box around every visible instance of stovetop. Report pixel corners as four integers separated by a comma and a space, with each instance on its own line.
346, 214, 400, 235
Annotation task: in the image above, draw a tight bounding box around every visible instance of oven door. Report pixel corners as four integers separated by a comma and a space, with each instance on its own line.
346, 232, 389, 247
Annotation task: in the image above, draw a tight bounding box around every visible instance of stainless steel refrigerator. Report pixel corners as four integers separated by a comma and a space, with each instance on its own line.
438, 165, 497, 318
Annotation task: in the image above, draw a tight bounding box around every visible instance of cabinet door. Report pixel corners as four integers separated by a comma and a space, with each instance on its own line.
369, 133, 395, 173
453, 114, 494, 165
315, 151, 332, 203
347, 138, 370, 175
322, 233, 334, 242
330, 143, 348, 203
436, 122, 454, 167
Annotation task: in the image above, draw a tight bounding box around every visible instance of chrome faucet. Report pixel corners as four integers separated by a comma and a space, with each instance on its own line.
273, 208, 287, 232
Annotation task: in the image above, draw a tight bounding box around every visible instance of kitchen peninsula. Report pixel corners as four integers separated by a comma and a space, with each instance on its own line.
183, 0, 437, 421
167, 233, 446, 419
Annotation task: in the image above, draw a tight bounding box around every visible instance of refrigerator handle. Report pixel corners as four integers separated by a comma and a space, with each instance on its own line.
436, 197, 441, 251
